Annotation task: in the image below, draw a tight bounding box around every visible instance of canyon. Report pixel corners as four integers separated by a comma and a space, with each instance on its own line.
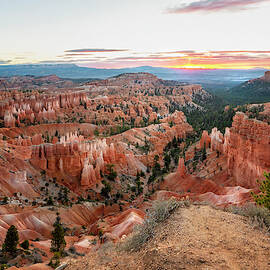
0, 72, 269, 269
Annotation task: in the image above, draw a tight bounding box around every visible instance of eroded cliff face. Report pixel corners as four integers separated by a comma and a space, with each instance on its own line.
159, 111, 270, 207
30, 137, 119, 188
225, 113, 270, 187
200, 112, 270, 188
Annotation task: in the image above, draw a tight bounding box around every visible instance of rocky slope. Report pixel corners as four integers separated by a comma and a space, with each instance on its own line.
65, 204, 270, 270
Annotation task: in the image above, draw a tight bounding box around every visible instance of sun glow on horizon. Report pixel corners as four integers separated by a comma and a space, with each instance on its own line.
167, 64, 270, 70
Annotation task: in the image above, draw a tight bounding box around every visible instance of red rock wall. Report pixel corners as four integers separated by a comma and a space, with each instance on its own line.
200, 112, 270, 188
30, 138, 120, 188
225, 113, 270, 187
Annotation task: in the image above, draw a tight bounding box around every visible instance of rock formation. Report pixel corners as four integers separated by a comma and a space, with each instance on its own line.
225, 113, 270, 187
177, 158, 186, 177
262, 71, 270, 82
0, 90, 88, 127
198, 112, 270, 188
30, 138, 120, 188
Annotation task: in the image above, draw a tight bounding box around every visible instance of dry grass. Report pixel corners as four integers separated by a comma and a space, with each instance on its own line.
119, 199, 190, 252
66, 203, 270, 270
225, 203, 270, 232
97, 242, 114, 264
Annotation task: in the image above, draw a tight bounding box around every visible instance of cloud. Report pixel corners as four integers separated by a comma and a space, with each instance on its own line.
166, 0, 270, 14
111, 56, 181, 61
209, 50, 270, 54
104, 50, 270, 69
59, 53, 94, 57
39, 58, 105, 64
25, 50, 270, 69
64, 48, 129, 53
157, 50, 196, 54
0, 60, 11, 65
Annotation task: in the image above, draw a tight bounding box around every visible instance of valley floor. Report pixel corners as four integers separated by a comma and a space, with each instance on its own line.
65, 204, 270, 270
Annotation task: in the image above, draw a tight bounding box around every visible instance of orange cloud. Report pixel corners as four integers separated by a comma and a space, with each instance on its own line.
45, 49, 270, 69
104, 51, 270, 69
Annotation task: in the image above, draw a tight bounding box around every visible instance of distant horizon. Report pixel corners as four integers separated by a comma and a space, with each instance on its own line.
1, 0, 270, 70
0, 63, 268, 71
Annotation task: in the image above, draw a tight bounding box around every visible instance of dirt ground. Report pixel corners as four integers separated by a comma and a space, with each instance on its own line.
66, 204, 270, 270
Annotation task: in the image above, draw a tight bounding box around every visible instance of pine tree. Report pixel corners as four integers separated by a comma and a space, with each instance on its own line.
50, 213, 66, 254
2, 225, 19, 254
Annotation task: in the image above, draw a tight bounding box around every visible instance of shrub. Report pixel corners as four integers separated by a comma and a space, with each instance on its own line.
1, 197, 8, 205
226, 203, 270, 231
2, 225, 19, 255
68, 246, 85, 257
94, 129, 99, 137
120, 199, 189, 252
98, 229, 103, 239
106, 164, 117, 181
68, 246, 76, 254
20, 240, 29, 250
148, 199, 186, 223
31, 250, 43, 263
251, 172, 270, 210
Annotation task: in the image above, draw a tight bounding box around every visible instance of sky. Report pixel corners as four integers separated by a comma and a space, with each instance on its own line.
0, 0, 270, 69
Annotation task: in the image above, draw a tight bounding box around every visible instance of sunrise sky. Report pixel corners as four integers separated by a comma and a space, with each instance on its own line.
1, 0, 270, 69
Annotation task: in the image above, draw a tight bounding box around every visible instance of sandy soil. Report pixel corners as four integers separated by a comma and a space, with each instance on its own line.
65, 205, 270, 270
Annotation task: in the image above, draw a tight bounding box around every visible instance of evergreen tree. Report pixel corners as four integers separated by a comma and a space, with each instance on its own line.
106, 164, 117, 181
101, 181, 111, 198
46, 196, 54, 206
2, 225, 19, 254
163, 154, 171, 171
50, 214, 66, 254
172, 136, 178, 148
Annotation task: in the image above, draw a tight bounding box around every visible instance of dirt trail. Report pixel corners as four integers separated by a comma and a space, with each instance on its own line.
66, 205, 270, 270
